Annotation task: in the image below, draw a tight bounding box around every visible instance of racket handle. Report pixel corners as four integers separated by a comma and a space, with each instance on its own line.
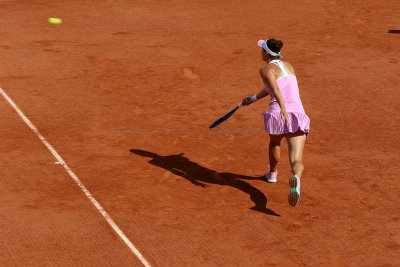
238, 97, 251, 107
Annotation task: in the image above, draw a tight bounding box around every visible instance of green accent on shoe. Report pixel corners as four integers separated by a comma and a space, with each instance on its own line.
288, 175, 300, 206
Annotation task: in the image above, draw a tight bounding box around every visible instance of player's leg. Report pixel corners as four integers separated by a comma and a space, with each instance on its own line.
285, 130, 306, 206
285, 131, 306, 178
268, 134, 283, 172
266, 134, 283, 183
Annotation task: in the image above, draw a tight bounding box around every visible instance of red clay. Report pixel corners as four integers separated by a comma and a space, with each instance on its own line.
0, 0, 399, 266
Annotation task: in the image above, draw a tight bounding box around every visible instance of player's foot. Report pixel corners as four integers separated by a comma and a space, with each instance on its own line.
265, 171, 277, 183
288, 175, 300, 206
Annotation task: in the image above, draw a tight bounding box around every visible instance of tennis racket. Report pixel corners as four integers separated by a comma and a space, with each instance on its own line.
209, 97, 249, 129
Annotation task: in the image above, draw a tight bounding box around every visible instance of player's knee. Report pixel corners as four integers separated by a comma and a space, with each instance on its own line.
292, 160, 304, 168
269, 139, 281, 146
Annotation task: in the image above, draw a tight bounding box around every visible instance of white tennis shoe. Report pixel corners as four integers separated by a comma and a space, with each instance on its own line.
265, 171, 278, 183
288, 175, 301, 206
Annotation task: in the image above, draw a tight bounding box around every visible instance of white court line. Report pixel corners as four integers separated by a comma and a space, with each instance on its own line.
0, 87, 151, 267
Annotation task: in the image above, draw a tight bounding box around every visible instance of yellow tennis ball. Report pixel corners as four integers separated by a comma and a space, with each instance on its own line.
48, 18, 62, 24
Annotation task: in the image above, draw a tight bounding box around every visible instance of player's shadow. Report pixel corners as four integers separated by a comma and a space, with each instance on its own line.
130, 149, 280, 216
388, 30, 400, 34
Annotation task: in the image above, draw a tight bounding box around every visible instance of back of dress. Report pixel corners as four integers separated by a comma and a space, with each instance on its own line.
262, 60, 310, 135
263, 60, 305, 114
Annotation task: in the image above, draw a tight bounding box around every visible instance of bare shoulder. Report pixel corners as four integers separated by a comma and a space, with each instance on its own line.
260, 64, 274, 72
283, 61, 296, 75
259, 64, 275, 80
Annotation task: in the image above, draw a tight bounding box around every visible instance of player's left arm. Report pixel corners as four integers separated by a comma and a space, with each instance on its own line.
260, 66, 286, 113
242, 87, 269, 105
260, 66, 290, 126
256, 87, 269, 99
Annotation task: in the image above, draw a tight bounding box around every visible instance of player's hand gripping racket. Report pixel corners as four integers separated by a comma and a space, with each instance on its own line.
209, 97, 250, 129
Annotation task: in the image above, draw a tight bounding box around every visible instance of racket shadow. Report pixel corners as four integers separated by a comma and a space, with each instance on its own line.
130, 149, 280, 217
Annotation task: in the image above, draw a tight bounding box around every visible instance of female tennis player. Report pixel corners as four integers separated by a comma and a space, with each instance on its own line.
242, 38, 310, 206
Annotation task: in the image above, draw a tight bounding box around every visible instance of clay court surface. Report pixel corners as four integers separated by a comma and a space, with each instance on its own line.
0, 0, 399, 266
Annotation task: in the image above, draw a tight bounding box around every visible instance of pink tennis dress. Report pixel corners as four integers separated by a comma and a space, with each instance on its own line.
262, 60, 310, 136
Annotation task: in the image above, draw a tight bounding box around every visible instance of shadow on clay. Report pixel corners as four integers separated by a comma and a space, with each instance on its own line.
130, 149, 280, 217
388, 30, 400, 34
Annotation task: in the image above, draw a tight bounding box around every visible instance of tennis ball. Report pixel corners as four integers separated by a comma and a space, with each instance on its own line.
48, 18, 62, 24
